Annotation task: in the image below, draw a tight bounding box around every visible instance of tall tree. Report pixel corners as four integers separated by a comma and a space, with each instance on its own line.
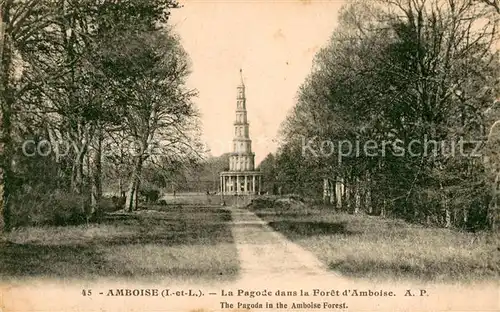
1, 0, 58, 232
114, 30, 198, 211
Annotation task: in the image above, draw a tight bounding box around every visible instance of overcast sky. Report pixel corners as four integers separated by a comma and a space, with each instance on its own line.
170, 0, 345, 164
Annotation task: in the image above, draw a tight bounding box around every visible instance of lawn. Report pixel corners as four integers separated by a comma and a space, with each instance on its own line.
0, 206, 239, 283
253, 206, 500, 283
160, 192, 223, 206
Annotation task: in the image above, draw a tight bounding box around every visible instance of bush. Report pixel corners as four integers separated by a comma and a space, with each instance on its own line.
139, 186, 160, 203
11, 187, 88, 227
246, 196, 278, 209
247, 195, 307, 213
100, 196, 125, 212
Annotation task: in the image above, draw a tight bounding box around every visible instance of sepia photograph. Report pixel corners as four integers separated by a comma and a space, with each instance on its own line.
0, 0, 499, 311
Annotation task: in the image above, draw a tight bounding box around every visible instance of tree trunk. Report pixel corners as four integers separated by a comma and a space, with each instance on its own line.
0, 6, 4, 218
0, 5, 13, 233
453, 208, 458, 228
329, 179, 334, 205
354, 177, 361, 214
381, 199, 386, 218
335, 176, 343, 210
134, 178, 140, 211
118, 176, 123, 196
125, 178, 135, 212
90, 129, 102, 218
125, 156, 143, 212
445, 208, 451, 228
0, 94, 12, 233
444, 194, 451, 228
488, 171, 499, 231
323, 178, 329, 204
365, 175, 372, 214
71, 145, 86, 194
344, 180, 350, 211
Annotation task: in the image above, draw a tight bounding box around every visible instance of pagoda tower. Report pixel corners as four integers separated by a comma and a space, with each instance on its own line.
220, 69, 262, 195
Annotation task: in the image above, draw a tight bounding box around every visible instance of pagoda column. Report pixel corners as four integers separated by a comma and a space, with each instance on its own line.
253, 175, 256, 193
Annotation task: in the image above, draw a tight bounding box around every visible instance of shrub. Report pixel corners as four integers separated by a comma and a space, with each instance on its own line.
11, 186, 88, 227
247, 195, 307, 213
100, 196, 125, 212
139, 185, 160, 203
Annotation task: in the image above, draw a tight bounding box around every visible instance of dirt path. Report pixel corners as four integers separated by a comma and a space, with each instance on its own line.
228, 207, 337, 280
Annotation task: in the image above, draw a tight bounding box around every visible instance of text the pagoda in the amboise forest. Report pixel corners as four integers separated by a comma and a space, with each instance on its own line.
220, 69, 262, 195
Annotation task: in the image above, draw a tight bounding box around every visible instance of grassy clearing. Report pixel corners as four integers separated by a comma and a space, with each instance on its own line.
253, 205, 500, 283
0, 206, 239, 282
160, 192, 222, 206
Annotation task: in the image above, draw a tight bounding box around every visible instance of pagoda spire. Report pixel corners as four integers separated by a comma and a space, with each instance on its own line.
236, 69, 246, 110
239, 68, 245, 87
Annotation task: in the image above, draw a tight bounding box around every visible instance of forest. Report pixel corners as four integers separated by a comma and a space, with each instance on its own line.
259, 0, 500, 231
0, 0, 202, 232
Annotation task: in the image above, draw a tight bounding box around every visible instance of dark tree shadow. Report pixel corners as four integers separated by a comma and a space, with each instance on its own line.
0, 241, 239, 280
0, 242, 108, 278
93, 209, 235, 246
327, 257, 499, 282
266, 221, 358, 238
0, 208, 238, 280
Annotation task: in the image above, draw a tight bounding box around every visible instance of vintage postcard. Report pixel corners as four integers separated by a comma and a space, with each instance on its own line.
0, 0, 499, 311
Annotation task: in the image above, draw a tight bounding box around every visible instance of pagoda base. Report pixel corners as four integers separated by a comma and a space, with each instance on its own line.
220, 171, 262, 195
